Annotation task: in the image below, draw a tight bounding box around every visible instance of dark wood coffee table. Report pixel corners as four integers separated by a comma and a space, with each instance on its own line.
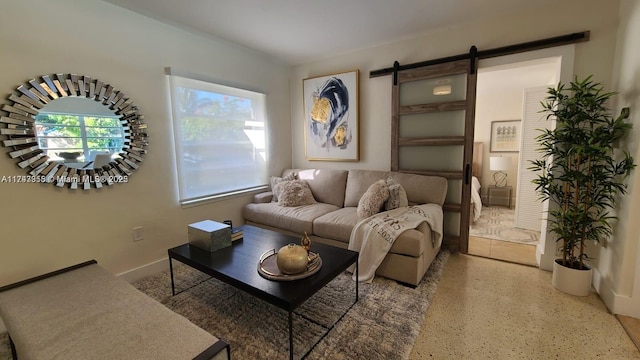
167, 225, 358, 360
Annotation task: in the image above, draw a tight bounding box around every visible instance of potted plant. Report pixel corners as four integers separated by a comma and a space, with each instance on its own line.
530, 75, 635, 296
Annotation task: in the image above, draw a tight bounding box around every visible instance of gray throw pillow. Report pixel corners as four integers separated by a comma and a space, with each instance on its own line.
385, 177, 409, 211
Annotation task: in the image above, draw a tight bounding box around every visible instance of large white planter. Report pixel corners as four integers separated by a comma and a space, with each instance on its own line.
552, 259, 593, 296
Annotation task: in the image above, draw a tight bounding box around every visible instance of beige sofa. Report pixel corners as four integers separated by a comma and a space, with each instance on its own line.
242, 169, 448, 286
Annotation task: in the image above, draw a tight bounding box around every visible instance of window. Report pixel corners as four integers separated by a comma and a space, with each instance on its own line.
35, 112, 124, 162
168, 74, 268, 204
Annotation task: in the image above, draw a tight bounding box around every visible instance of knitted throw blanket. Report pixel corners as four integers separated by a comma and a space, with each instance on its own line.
348, 204, 443, 283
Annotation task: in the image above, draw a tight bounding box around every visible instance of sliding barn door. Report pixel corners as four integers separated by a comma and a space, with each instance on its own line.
392, 58, 477, 252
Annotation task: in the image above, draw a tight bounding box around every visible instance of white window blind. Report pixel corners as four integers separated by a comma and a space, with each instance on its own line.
168, 74, 268, 204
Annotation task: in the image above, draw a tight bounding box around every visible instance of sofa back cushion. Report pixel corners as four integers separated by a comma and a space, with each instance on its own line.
345, 169, 448, 207
344, 170, 388, 207
388, 172, 448, 206
285, 169, 349, 207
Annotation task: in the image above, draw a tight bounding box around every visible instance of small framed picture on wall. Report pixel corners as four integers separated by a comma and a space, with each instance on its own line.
490, 120, 521, 152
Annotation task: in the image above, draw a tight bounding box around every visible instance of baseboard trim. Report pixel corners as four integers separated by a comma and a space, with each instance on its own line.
536, 245, 543, 268
117, 257, 169, 283
592, 266, 640, 318
593, 266, 616, 311
536, 244, 553, 271
611, 293, 640, 318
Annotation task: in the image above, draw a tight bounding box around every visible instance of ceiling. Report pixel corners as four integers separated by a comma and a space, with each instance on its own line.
102, 0, 557, 65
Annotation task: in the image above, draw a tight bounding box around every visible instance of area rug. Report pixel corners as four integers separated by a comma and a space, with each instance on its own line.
0, 250, 449, 360
470, 206, 539, 244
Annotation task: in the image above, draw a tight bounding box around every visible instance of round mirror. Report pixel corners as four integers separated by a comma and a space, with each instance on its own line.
0, 73, 148, 189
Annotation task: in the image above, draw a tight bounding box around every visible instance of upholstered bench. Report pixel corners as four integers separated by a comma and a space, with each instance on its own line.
0, 260, 229, 360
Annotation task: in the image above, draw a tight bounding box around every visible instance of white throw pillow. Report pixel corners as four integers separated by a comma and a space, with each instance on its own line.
357, 179, 390, 219
274, 180, 316, 207
270, 172, 296, 202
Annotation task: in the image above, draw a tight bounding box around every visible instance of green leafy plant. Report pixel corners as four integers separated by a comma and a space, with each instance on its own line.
530, 76, 635, 270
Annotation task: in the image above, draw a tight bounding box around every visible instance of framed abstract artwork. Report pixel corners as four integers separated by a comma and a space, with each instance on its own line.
303, 70, 359, 161
490, 120, 521, 152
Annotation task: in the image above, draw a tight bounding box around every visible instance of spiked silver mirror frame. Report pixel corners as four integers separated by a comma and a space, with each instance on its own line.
0, 73, 148, 190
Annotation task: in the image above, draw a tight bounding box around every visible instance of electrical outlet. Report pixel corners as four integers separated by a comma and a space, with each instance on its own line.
132, 227, 144, 242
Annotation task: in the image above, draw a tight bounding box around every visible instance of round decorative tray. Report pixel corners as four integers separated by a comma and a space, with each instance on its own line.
257, 249, 322, 281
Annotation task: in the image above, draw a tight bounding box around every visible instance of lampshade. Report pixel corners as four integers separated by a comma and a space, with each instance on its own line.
490, 156, 510, 171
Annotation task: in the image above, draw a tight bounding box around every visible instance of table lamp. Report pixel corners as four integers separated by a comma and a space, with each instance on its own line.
490, 156, 510, 187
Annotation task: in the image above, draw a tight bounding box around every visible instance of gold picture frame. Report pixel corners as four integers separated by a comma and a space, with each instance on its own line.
303, 70, 359, 161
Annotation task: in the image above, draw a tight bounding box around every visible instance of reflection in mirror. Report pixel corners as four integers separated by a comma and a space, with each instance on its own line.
35, 97, 125, 169
0, 73, 148, 189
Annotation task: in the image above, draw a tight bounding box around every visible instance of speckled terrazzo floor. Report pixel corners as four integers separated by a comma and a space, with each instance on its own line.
410, 253, 640, 359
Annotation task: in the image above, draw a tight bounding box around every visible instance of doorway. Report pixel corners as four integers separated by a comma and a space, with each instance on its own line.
468, 46, 574, 267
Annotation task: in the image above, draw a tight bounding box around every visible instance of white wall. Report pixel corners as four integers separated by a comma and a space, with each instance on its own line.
0, 0, 291, 284
593, 0, 640, 317
475, 73, 525, 195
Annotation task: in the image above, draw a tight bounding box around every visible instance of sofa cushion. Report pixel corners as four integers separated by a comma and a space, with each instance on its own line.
297, 169, 348, 207
274, 180, 316, 207
344, 169, 389, 207
388, 172, 448, 206
313, 207, 428, 257
242, 202, 339, 235
313, 207, 360, 242
357, 179, 390, 219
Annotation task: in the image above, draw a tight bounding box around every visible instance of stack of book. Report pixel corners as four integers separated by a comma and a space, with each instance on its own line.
231, 228, 243, 241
